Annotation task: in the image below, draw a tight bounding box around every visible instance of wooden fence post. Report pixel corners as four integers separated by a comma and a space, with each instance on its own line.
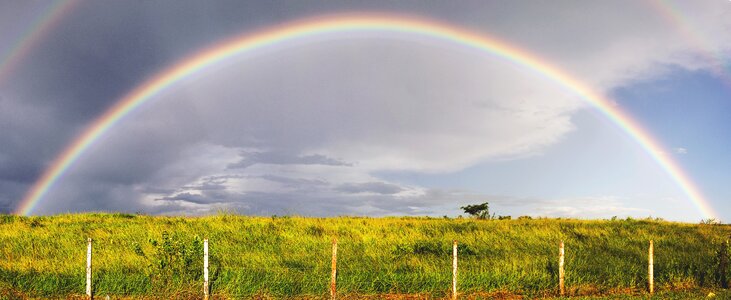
559, 240, 565, 297
204, 238, 209, 300
86, 238, 92, 300
720, 239, 728, 289
331, 238, 337, 300
648, 240, 654, 294
452, 240, 458, 300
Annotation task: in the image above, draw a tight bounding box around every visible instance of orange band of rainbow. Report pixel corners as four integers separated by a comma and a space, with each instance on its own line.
15, 14, 717, 218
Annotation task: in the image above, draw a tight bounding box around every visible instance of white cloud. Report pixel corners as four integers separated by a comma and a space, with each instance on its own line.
40, 1, 731, 216
526, 196, 652, 219
675, 147, 688, 155
166, 38, 583, 172
469, 1, 731, 90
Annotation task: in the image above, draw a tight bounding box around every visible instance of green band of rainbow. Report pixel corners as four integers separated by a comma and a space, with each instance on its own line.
15, 14, 717, 218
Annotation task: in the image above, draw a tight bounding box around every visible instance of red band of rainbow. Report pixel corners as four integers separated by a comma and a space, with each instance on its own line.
15, 14, 717, 219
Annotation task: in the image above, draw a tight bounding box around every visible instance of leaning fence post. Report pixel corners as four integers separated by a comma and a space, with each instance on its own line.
559, 240, 565, 297
331, 238, 337, 300
204, 238, 209, 300
452, 240, 458, 300
86, 238, 92, 300
648, 240, 654, 294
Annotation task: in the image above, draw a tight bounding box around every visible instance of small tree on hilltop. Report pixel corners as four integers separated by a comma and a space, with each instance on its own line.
461, 202, 490, 220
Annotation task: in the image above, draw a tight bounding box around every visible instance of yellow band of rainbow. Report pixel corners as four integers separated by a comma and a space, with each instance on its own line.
15, 14, 717, 218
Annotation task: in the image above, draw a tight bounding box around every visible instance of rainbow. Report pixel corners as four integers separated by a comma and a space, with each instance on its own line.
15, 14, 718, 218
647, 0, 731, 87
0, 0, 79, 83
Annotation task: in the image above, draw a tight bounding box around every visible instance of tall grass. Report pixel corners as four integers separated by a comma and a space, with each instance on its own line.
0, 214, 729, 298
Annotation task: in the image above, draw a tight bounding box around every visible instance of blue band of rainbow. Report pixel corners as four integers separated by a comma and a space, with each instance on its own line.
15, 14, 717, 218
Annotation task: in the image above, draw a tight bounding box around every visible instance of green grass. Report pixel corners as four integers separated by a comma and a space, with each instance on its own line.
1, 214, 730, 299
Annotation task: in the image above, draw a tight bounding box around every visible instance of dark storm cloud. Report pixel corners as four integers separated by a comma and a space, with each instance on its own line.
138, 186, 177, 195
0, 95, 74, 188
0, 180, 28, 213
38, 179, 142, 213
0, 161, 41, 183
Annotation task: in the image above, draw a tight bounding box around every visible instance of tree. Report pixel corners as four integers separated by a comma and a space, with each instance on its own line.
460, 202, 490, 219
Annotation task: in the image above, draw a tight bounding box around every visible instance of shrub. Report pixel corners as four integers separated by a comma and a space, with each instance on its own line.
135, 231, 217, 291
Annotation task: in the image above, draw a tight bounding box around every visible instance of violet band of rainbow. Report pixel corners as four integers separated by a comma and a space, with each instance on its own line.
15, 14, 717, 219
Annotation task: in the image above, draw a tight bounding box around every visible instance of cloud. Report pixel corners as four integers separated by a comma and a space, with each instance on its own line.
525, 196, 652, 219
257, 175, 328, 187
227, 151, 352, 169
334, 182, 405, 195
675, 147, 688, 155
146, 171, 652, 219
0, 95, 70, 183
2, 1, 731, 216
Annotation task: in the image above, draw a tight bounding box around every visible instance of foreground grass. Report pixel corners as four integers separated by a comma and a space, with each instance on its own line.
1, 214, 730, 299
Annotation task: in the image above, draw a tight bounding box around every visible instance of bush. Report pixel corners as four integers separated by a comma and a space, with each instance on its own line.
135, 231, 217, 291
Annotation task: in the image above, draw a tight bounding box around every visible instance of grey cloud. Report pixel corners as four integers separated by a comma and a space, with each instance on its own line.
161, 192, 224, 205
4, 1, 730, 217
335, 182, 404, 195
258, 175, 329, 187
155, 189, 420, 216
181, 176, 230, 191
47, 154, 655, 218
0, 180, 28, 213
0, 96, 74, 184
33, 179, 144, 214
147, 173, 502, 216
0, 160, 41, 183
182, 182, 227, 191
227, 151, 352, 169
137, 186, 177, 195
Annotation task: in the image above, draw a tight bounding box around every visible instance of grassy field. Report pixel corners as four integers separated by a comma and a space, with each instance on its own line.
1, 214, 730, 299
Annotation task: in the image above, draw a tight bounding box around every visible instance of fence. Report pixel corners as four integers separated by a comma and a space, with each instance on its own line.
78, 238, 671, 300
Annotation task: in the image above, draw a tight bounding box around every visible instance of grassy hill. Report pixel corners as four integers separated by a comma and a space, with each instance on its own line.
1, 214, 730, 299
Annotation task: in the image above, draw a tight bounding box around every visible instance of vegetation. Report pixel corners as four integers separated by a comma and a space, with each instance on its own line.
460, 202, 491, 219
1, 214, 730, 299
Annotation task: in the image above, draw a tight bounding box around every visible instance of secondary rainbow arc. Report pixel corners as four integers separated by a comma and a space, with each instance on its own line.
15, 14, 717, 219
647, 0, 731, 88
0, 0, 78, 83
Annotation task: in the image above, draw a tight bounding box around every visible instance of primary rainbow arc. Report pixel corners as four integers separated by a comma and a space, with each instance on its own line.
15, 14, 717, 219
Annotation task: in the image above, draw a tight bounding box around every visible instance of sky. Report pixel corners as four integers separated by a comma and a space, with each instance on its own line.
1, 1, 730, 221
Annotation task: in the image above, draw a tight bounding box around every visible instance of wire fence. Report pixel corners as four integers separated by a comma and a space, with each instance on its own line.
36, 237, 726, 299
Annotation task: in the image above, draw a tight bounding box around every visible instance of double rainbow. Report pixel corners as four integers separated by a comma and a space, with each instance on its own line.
14, 14, 717, 218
